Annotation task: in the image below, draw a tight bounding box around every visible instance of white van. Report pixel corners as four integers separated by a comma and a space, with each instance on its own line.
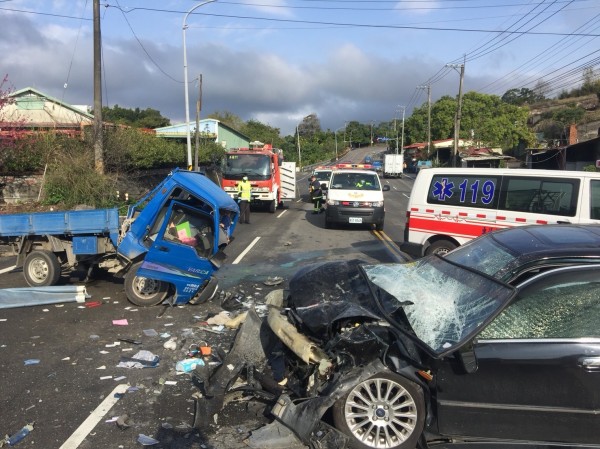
312, 166, 334, 190
324, 168, 390, 230
401, 168, 600, 257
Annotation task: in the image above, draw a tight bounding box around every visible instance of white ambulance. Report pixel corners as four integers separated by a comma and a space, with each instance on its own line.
401, 168, 600, 257
324, 164, 390, 230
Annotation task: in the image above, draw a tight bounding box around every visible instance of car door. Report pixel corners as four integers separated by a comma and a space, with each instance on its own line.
434, 265, 600, 445
139, 203, 217, 303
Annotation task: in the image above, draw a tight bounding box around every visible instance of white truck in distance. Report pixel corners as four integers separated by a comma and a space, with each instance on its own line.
383, 153, 404, 178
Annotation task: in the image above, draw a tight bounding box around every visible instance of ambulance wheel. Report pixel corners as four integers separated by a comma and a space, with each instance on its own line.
24, 250, 61, 287
124, 262, 169, 307
425, 240, 457, 256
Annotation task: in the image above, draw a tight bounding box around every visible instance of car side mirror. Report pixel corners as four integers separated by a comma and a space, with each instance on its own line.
382, 185, 391, 192
456, 344, 478, 374
321, 183, 328, 190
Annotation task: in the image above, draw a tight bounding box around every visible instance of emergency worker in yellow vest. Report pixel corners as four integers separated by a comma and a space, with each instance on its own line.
237, 176, 252, 224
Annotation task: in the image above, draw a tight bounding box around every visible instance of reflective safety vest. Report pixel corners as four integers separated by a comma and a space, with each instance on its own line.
237, 180, 252, 200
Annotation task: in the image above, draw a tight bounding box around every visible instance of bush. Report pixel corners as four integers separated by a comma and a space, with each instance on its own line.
42, 146, 120, 208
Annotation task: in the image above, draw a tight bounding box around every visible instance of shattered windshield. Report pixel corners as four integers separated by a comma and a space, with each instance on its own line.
362, 257, 515, 356
445, 234, 516, 279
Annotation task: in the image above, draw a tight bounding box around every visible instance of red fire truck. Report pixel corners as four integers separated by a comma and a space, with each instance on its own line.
221, 142, 297, 212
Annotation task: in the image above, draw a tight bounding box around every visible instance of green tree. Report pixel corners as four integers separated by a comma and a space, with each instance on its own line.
298, 113, 321, 137
100, 105, 170, 128
405, 91, 534, 152
207, 111, 245, 131
240, 120, 284, 146
501, 88, 544, 105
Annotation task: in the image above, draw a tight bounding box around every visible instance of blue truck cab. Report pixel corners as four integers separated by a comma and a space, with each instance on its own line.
0, 169, 239, 307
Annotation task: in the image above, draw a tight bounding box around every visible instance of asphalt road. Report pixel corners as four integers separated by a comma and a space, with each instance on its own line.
0, 146, 415, 449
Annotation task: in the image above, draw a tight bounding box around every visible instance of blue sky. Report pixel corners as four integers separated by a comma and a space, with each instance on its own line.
1, 0, 599, 135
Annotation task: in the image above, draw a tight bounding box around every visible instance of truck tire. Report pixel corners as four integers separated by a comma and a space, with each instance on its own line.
188, 275, 218, 305
325, 218, 332, 229
425, 240, 457, 256
24, 250, 61, 287
269, 199, 276, 213
124, 261, 169, 307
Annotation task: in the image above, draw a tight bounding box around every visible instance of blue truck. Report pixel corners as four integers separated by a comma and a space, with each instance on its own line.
0, 169, 239, 307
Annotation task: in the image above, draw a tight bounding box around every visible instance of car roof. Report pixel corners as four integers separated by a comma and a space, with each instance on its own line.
490, 224, 600, 255
331, 169, 379, 175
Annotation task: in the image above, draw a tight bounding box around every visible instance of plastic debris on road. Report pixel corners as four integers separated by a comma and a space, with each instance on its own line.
0, 422, 34, 447
137, 434, 159, 445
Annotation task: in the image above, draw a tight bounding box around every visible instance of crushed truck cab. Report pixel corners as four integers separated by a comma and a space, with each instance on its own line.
0, 169, 239, 307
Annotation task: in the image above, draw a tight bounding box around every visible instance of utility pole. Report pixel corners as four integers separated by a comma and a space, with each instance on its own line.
93, 0, 104, 174
394, 108, 399, 154
194, 74, 202, 172
399, 105, 406, 156
296, 126, 302, 170
418, 84, 432, 160
447, 58, 465, 167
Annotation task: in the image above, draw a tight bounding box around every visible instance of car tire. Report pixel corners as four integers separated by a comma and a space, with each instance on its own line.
24, 250, 61, 287
124, 261, 169, 307
375, 221, 384, 231
332, 372, 425, 449
425, 240, 457, 256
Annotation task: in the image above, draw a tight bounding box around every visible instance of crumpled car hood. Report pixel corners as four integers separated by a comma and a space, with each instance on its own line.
287, 259, 382, 340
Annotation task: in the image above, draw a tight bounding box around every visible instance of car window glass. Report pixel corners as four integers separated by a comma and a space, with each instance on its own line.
445, 235, 516, 277
500, 177, 578, 216
591, 180, 600, 220
479, 267, 600, 339
163, 206, 214, 257
427, 174, 500, 209
363, 258, 514, 355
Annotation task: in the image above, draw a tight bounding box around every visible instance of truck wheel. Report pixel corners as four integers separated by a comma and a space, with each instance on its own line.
124, 262, 169, 307
24, 250, 61, 287
332, 372, 425, 449
269, 199, 276, 213
188, 276, 218, 305
425, 240, 457, 256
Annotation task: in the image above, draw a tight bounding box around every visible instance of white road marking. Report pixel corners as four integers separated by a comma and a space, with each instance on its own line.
232, 236, 261, 265
277, 209, 288, 218
0, 265, 16, 274
59, 384, 129, 449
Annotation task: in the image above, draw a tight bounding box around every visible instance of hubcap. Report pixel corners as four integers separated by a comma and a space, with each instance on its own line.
344, 377, 418, 448
134, 276, 160, 297
29, 258, 49, 282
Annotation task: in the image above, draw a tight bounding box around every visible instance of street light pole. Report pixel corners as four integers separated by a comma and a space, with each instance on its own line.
399, 105, 406, 156
183, 0, 216, 170
446, 59, 465, 167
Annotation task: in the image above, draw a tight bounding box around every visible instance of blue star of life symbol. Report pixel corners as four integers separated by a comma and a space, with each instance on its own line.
432, 178, 454, 201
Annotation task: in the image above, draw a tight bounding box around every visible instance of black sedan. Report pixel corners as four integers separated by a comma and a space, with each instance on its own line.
197, 224, 600, 449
